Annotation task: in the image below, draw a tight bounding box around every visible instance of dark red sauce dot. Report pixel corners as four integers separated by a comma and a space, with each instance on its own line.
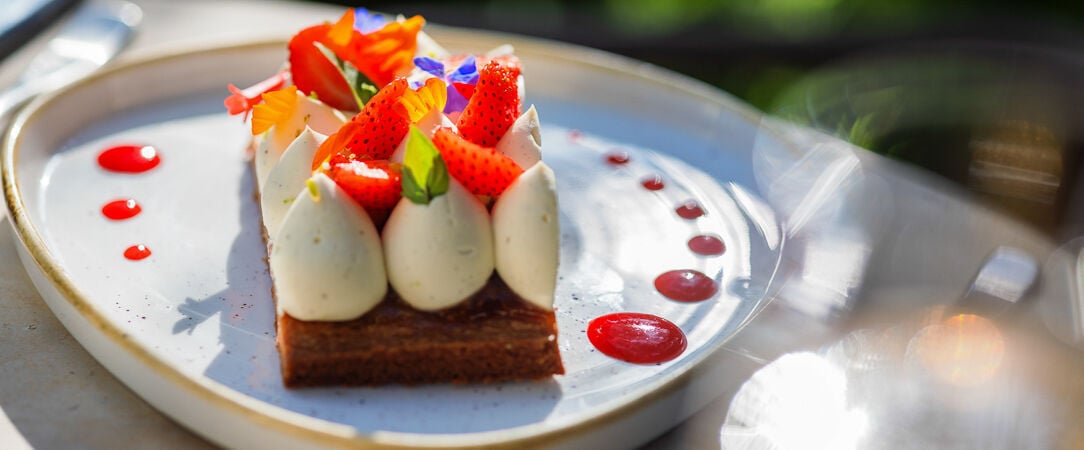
98, 144, 161, 173
675, 200, 704, 219
587, 312, 687, 364
641, 174, 665, 191
655, 269, 718, 302
124, 245, 152, 261
102, 199, 142, 220
605, 151, 630, 165
688, 235, 725, 256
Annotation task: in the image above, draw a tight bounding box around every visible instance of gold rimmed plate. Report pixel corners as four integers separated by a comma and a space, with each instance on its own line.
3, 29, 783, 448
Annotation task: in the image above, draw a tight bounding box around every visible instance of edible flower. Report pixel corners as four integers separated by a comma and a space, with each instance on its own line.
397, 78, 447, 123
327, 12, 425, 87
353, 7, 387, 34
327, 8, 387, 45
327, 9, 356, 46
251, 86, 300, 135
411, 55, 478, 115
223, 71, 289, 117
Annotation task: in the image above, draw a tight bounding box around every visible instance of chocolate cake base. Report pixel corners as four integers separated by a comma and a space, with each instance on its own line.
275, 276, 564, 387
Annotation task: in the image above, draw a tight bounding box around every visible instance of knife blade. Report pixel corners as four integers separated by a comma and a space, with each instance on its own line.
0, 0, 141, 118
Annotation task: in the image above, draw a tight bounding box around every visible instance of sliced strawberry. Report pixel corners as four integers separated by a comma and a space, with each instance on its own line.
486, 54, 522, 72
312, 79, 410, 169
431, 127, 522, 197
288, 24, 357, 112
456, 58, 522, 147
325, 155, 402, 228
451, 82, 475, 101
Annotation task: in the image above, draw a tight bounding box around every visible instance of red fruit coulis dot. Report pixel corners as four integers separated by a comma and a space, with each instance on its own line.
587, 312, 687, 364
641, 174, 665, 191
655, 269, 718, 302
98, 144, 161, 173
102, 199, 142, 220
675, 200, 704, 219
605, 151, 630, 165
688, 235, 725, 256
124, 244, 152, 261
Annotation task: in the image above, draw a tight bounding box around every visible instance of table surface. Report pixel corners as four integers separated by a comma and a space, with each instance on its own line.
1, 1, 1081, 449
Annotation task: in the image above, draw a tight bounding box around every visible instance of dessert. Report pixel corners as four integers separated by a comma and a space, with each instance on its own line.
224, 7, 563, 387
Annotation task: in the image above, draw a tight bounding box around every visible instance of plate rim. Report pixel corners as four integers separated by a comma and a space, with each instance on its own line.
3, 27, 784, 448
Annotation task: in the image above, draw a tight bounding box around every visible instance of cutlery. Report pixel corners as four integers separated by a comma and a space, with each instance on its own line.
0, 0, 80, 62
0, 0, 141, 119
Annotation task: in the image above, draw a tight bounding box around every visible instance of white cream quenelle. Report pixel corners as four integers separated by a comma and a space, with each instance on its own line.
491, 162, 559, 310
382, 179, 495, 311
270, 173, 387, 320
260, 127, 327, 241
254, 92, 346, 190
496, 105, 542, 169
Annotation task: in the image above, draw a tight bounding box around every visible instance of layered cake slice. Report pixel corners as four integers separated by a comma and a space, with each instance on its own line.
225, 8, 563, 386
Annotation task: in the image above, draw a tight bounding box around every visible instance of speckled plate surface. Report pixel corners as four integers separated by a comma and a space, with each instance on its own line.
3, 30, 783, 449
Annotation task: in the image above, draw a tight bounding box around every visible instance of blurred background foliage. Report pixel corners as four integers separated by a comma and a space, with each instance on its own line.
313, 0, 1084, 111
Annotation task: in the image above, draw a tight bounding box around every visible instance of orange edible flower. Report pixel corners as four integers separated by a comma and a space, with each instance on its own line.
251, 86, 300, 135
335, 15, 425, 87
327, 9, 355, 46
397, 78, 447, 123
311, 121, 358, 171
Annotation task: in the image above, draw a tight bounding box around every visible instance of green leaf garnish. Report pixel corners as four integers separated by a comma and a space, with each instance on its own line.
313, 42, 378, 109
401, 126, 450, 204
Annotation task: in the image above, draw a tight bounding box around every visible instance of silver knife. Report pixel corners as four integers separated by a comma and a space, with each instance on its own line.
0, 0, 142, 118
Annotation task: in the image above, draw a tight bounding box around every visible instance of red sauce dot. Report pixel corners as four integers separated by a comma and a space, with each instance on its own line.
641, 174, 665, 191
568, 129, 582, 141
605, 151, 630, 165
102, 199, 142, 220
587, 313, 687, 364
655, 269, 718, 302
675, 200, 704, 219
688, 235, 725, 256
124, 245, 152, 261
98, 144, 161, 173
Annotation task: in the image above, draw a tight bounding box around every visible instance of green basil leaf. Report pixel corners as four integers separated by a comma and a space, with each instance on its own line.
402, 126, 450, 204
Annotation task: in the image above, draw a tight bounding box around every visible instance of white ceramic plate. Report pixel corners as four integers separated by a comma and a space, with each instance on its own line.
3, 29, 784, 448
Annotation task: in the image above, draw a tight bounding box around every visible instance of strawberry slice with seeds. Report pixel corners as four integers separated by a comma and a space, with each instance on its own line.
456, 58, 522, 147
288, 24, 357, 112
324, 155, 402, 228
431, 127, 522, 197
312, 79, 410, 169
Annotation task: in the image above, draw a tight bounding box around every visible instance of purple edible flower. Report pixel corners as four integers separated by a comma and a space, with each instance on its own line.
447, 55, 479, 85
353, 7, 386, 34
413, 56, 445, 78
